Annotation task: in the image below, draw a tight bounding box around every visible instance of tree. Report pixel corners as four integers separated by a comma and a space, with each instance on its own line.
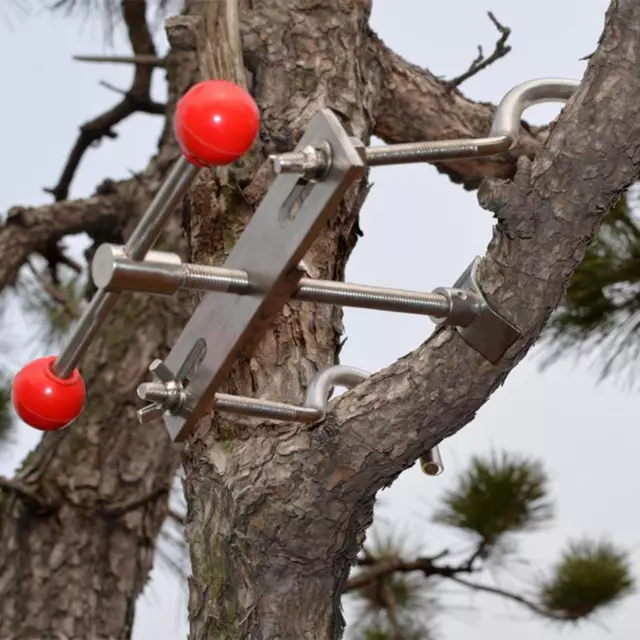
343, 450, 633, 639
0, 0, 639, 638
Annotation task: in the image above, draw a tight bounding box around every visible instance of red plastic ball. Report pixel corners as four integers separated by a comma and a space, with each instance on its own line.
11, 356, 85, 431
174, 80, 260, 167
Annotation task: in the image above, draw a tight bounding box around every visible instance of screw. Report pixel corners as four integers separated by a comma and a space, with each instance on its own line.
270, 142, 332, 179
136, 360, 187, 424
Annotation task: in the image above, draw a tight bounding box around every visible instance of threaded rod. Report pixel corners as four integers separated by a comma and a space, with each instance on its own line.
176, 265, 453, 318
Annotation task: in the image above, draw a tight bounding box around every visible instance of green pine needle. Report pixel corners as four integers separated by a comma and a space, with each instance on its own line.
356, 572, 427, 615
432, 451, 553, 547
539, 539, 634, 620
541, 192, 640, 386
349, 531, 438, 640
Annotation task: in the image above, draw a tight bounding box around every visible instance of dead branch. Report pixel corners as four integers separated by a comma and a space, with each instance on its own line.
446, 12, 512, 90
74, 54, 167, 67
41, 238, 82, 285
24, 259, 78, 320
0, 188, 127, 289
368, 26, 540, 190
99, 80, 128, 96
45, 0, 165, 203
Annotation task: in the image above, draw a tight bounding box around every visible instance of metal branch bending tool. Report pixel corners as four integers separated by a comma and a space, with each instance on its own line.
11, 78, 578, 453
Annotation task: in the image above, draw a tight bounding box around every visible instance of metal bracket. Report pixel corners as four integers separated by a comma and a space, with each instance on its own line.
433, 257, 520, 364
149, 109, 365, 441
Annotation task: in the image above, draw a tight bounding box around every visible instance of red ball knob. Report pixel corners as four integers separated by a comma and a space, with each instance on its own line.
174, 80, 260, 167
11, 356, 86, 431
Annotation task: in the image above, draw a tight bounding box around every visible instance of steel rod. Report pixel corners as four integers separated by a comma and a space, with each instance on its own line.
52, 157, 199, 378
489, 78, 578, 141
52, 292, 122, 379
271, 135, 509, 176
271, 78, 579, 175
213, 393, 322, 422
420, 446, 444, 476
92, 248, 455, 319
363, 135, 508, 167
294, 279, 451, 316
303, 365, 444, 476
137, 381, 322, 422
136, 341, 445, 474
125, 158, 200, 260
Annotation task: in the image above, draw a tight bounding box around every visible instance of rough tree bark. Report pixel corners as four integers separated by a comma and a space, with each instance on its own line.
180, 0, 640, 638
0, 0, 637, 639
0, 4, 200, 637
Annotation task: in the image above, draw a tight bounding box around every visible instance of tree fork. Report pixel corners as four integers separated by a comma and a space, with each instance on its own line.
179, 0, 640, 638
177, 0, 376, 637
1, 0, 638, 638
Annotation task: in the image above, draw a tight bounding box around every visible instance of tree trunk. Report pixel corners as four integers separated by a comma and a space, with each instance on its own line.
0, 34, 199, 640
179, 1, 640, 638
2, 0, 636, 638
179, 1, 376, 637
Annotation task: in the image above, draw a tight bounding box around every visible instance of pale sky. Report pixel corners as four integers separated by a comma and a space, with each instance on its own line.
1, 1, 638, 639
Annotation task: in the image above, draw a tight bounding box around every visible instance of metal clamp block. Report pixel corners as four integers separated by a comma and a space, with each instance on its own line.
432, 257, 520, 364
430, 287, 484, 327
147, 109, 365, 442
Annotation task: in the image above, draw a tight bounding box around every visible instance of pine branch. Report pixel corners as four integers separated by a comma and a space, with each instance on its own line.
446, 12, 512, 90
540, 539, 634, 620
446, 575, 567, 620
0, 189, 126, 289
45, 0, 165, 203
347, 538, 633, 626
74, 54, 167, 67
380, 580, 402, 640
432, 451, 553, 547
344, 553, 475, 593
